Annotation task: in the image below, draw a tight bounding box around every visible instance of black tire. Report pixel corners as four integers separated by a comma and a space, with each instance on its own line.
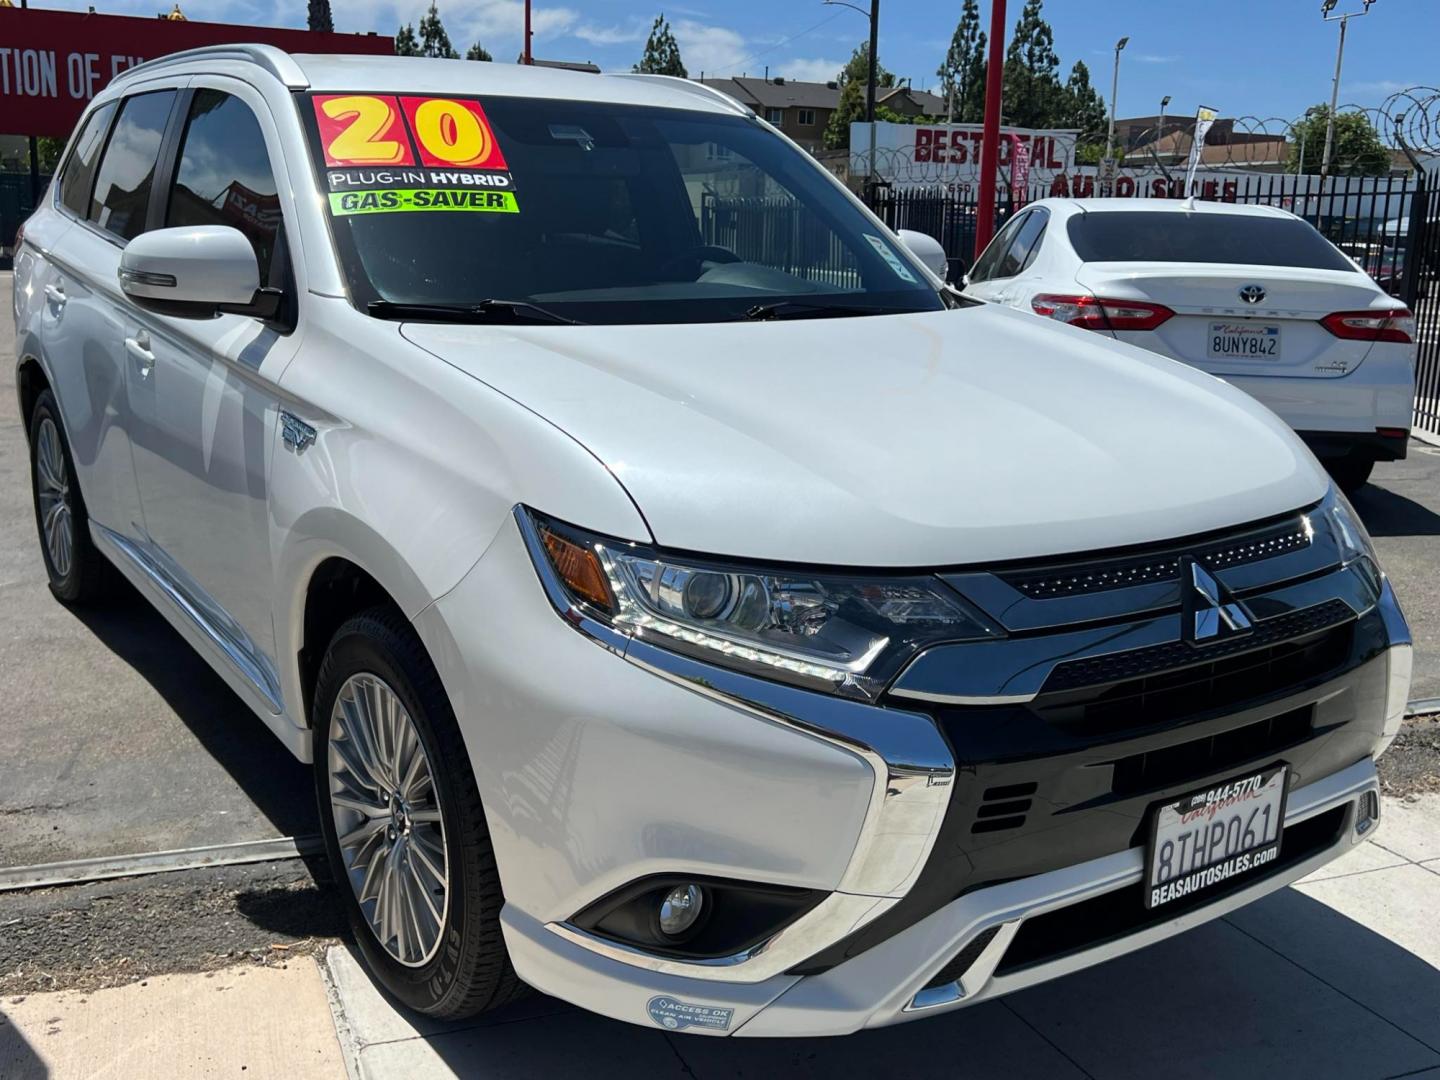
28, 388, 113, 604
312, 606, 525, 1018
1324, 455, 1376, 494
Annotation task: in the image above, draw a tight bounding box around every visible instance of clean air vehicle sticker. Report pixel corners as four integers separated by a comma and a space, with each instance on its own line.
863, 233, 918, 283
311, 94, 518, 217
646, 996, 734, 1032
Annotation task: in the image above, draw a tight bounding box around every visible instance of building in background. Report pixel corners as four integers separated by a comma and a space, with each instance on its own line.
699, 76, 841, 154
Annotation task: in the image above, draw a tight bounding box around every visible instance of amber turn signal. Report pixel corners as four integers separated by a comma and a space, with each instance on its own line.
540, 526, 613, 611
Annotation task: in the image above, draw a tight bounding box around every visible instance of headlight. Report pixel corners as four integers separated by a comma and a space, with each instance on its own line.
1320, 484, 1382, 592
526, 511, 1001, 700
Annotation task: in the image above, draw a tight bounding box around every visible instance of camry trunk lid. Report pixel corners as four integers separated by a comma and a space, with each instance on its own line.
1073, 263, 1389, 379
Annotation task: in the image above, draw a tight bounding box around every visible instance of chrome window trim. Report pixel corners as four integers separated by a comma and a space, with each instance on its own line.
514, 507, 956, 983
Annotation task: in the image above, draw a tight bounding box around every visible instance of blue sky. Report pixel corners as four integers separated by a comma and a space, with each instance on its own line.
37, 0, 1440, 122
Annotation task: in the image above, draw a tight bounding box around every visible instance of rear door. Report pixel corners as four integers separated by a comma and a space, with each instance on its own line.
964, 208, 1047, 305
1068, 210, 1386, 380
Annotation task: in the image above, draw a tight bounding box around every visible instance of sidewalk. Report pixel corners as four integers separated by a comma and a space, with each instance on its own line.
5, 795, 1438, 1080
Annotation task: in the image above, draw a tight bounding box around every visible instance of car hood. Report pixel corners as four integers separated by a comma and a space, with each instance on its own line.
401, 304, 1328, 566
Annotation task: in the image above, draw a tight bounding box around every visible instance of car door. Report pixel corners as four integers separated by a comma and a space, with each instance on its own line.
120, 80, 303, 713
962, 208, 1046, 306
39, 94, 158, 542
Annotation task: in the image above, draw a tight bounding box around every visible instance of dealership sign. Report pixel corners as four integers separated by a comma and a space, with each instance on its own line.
852, 120, 1078, 181
0, 8, 393, 137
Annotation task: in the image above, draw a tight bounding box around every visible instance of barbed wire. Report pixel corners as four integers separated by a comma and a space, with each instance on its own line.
858, 87, 1440, 188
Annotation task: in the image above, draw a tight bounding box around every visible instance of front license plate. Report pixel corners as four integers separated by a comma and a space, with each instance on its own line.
1146, 765, 1287, 910
1208, 322, 1281, 359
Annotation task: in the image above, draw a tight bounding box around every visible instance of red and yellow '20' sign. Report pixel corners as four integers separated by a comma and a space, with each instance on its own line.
313, 94, 509, 170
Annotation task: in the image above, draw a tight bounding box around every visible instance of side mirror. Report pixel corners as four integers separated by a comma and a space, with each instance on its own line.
896, 228, 950, 283
118, 225, 279, 320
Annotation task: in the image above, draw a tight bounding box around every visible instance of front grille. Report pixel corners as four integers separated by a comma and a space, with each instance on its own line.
1001, 517, 1312, 600
921, 925, 1003, 990
1109, 705, 1314, 797
994, 804, 1348, 976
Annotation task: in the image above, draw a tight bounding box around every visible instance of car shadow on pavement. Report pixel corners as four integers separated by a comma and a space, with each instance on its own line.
336, 887, 1440, 1079
68, 577, 318, 843
0, 1011, 46, 1080
1352, 481, 1440, 537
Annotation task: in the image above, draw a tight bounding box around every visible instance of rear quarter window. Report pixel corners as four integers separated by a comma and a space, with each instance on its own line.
1066, 211, 1353, 271
58, 102, 117, 218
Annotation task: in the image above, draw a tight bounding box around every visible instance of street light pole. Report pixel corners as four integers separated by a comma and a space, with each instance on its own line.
1106, 36, 1129, 158
1158, 94, 1171, 153
866, 0, 880, 189
1319, 0, 1376, 185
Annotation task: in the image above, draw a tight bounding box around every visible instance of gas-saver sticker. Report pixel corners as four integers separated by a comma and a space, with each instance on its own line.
312, 94, 517, 216
329, 189, 519, 216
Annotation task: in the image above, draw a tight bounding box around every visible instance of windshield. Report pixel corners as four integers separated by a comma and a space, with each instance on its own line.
300, 92, 942, 324
1066, 211, 1354, 271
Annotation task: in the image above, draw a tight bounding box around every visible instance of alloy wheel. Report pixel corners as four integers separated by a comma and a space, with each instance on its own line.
35, 417, 73, 579
327, 673, 450, 967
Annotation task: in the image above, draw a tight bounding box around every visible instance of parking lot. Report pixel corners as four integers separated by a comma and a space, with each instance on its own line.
3, 268, 1440, 1077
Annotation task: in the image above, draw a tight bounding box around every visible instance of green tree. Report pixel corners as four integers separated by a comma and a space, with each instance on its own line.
466, 42, 492, 61
1060, 60, 1106, 137
394, 23, 420, 56
417, 1, 460, 59
823, 42, 896, 150
633, 15, 687, 77
307, 0, 333, 33
1288, 105, 1389, 176
937, 0, 987, 124
1003, 0, 1063, 128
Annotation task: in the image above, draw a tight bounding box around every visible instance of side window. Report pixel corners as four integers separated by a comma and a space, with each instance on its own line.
166, 90, 284, 284
89, 90, 176, 241
58, 102, 117, 218
1015, 209, 1051, 274
969, 211, 1028, 284
992, 209, 1048, 280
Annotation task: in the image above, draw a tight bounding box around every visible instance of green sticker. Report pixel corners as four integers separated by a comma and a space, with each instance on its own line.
329, 188, 520, 216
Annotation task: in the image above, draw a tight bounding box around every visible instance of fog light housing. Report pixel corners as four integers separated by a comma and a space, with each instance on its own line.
1355, 790, 1380, 837
658, 884, 705, 937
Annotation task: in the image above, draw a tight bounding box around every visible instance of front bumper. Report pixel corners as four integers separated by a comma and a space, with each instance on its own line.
418, 509, 1411, 1038
505, 755, 1382, 1036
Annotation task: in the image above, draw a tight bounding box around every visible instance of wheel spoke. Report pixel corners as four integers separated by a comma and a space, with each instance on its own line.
328, 672, 449, 968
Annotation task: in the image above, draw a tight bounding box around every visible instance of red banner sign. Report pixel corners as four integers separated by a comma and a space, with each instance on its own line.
0, 8, 393, 137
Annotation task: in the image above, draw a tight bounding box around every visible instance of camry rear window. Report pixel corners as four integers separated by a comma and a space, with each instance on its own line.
1066, 211, 1353, 271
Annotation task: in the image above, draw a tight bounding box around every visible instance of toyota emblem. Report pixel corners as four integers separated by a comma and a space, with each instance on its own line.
1239, 284, 1266, 305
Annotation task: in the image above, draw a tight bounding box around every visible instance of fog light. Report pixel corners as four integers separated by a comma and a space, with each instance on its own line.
658, 884, 705, 937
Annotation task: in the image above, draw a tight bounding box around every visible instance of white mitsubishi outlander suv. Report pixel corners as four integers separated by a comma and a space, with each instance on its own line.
13, 47, 1413, 1037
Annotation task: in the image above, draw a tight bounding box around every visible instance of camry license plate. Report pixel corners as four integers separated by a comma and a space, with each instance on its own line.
1208, 322, 1281, 359
1146, 765, 1287, 910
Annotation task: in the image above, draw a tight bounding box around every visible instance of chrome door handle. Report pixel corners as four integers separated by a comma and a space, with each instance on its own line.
125, 331, 155, 379
43, 283, 66, 308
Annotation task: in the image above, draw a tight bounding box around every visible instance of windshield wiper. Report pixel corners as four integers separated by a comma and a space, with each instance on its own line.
740, 300, 897, 321
367, 298, 581, 325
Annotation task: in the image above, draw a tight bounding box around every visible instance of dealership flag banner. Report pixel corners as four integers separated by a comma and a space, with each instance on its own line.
1185, 105, 1219, 197
1010, 136, 1032, 204
0, 8, 393, 137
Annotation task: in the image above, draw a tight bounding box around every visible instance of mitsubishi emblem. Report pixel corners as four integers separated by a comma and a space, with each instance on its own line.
1182, 558, 1253, 644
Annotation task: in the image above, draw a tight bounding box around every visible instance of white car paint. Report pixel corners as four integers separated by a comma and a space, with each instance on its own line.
12, 48, 1410, 1038
964, 197, 1417, 461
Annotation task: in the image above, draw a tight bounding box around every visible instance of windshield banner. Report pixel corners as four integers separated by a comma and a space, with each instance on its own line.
310, 94, 518, 216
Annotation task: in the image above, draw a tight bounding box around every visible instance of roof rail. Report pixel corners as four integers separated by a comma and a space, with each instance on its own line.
111, 44, 309, 90
609, 73, 751, 116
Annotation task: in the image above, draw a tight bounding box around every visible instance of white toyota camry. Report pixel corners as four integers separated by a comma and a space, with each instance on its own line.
963, 198, 1416, 491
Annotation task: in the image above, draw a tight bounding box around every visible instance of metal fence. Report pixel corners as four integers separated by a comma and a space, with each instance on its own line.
866, 171, 1440, 441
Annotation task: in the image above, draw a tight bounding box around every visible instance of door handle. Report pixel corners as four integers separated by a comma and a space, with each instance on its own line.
43, 283, 66, 309
125, 331, 155, 380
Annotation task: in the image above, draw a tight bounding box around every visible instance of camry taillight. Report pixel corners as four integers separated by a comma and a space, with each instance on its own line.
1320, 308, 1415, 344
1031, 294, 1175, 332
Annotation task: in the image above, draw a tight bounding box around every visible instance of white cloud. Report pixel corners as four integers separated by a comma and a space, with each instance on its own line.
1342, 79, 1422, 97
1133, 53, 1178, 65
773, 56, 846, 84
573, 17, 651, 46
673, 19, 750, 75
